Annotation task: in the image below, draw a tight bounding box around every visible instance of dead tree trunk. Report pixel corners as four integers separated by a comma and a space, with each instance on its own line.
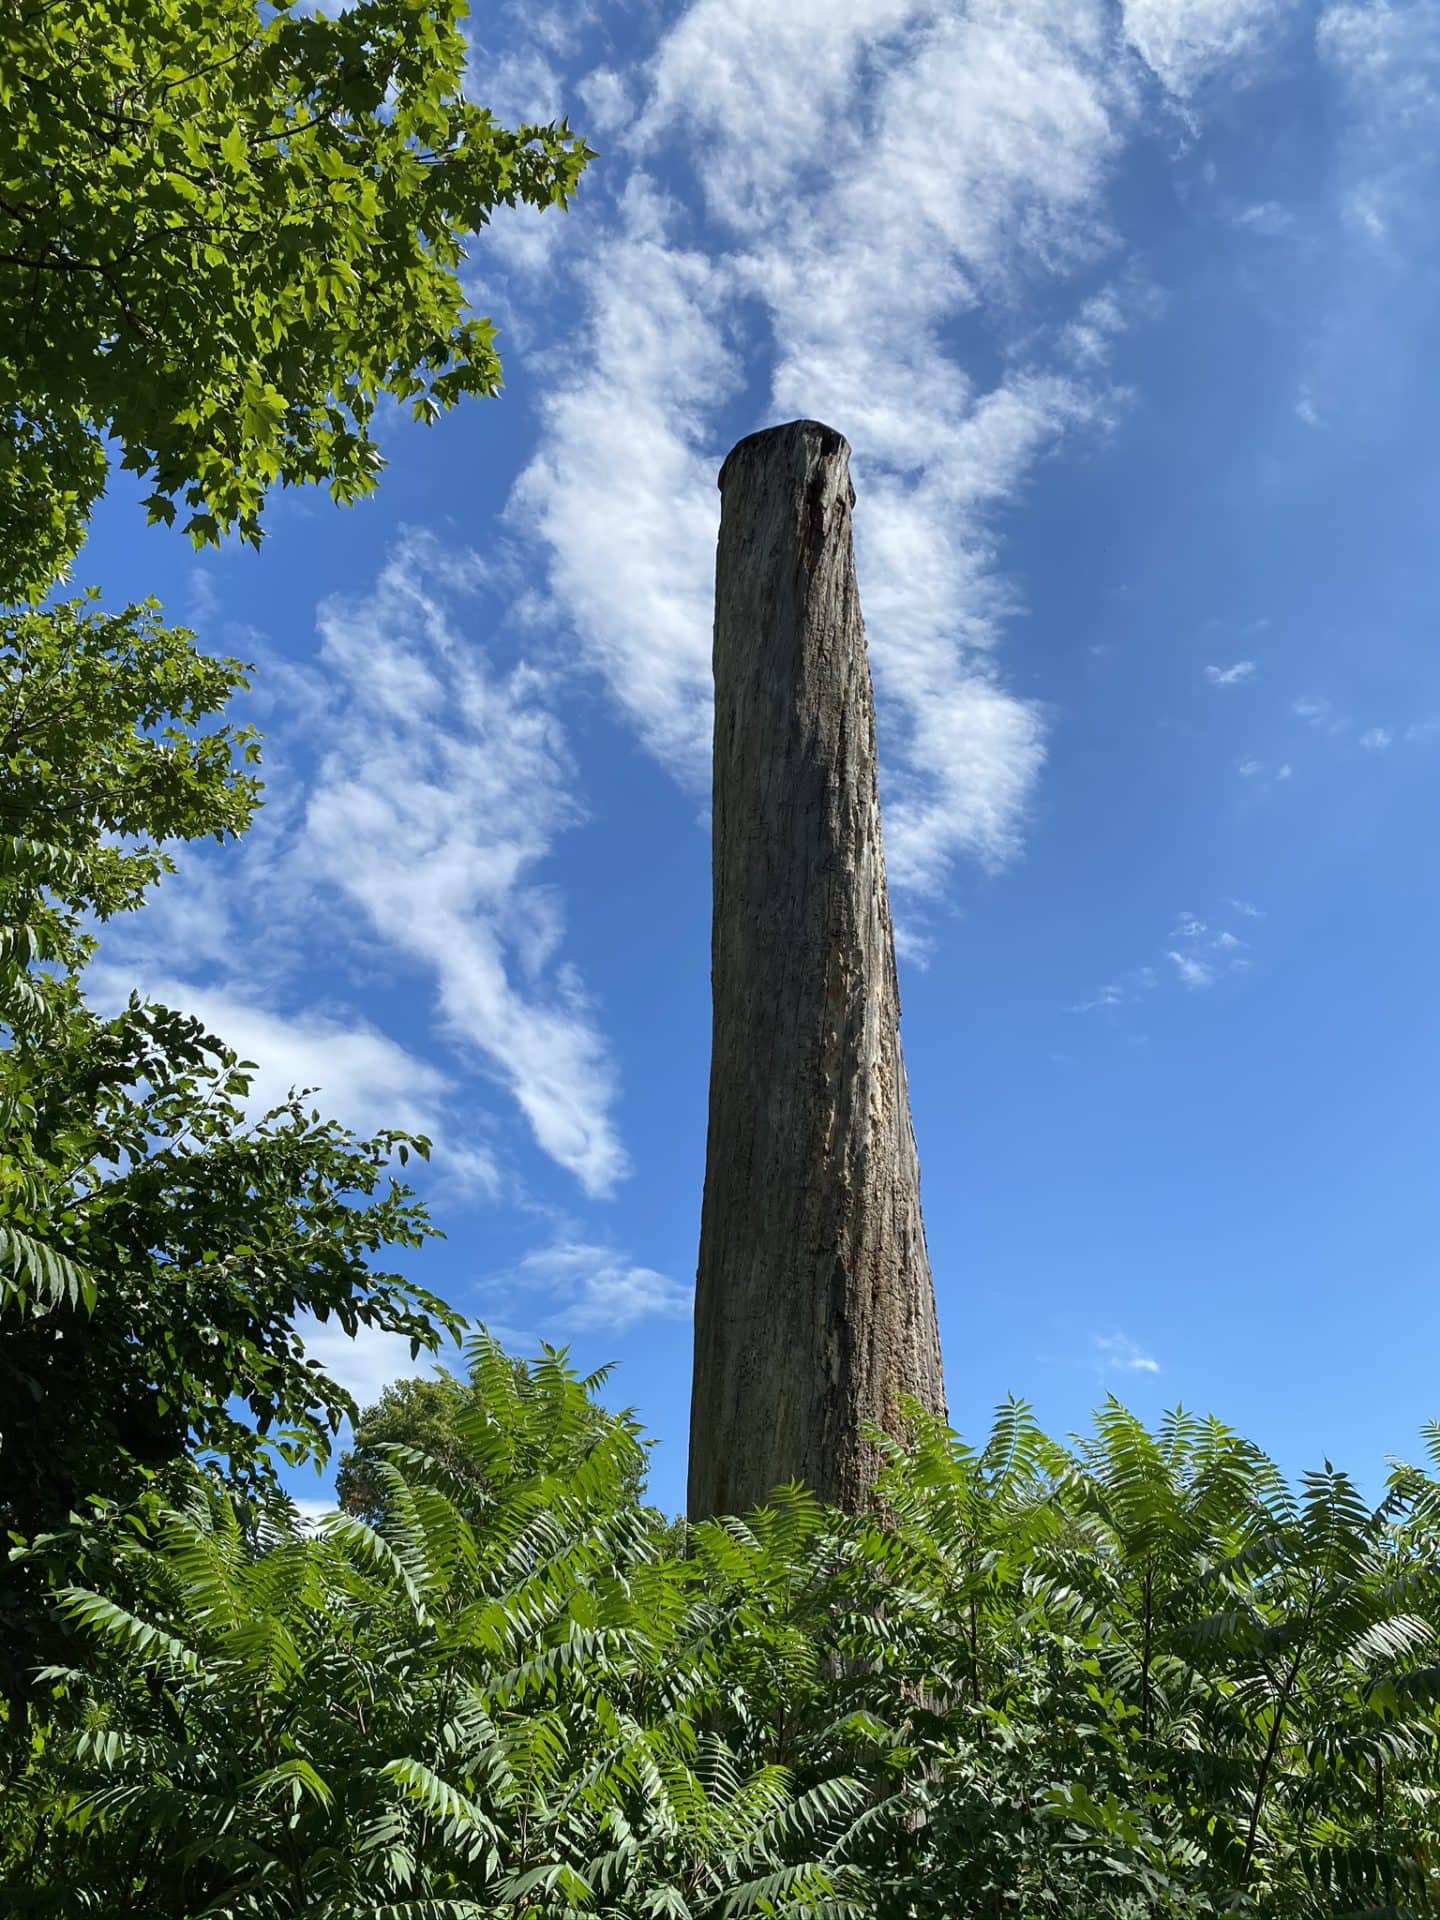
687, 419, 946, 1522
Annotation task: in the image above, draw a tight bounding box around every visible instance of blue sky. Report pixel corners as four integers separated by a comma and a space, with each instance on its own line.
82, 0, 1440, 1513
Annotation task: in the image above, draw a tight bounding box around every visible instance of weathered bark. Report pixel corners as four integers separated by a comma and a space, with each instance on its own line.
687, 419, 946, 1522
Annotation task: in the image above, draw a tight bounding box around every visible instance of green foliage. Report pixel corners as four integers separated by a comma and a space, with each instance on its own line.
846, 1403, 1440, 1916
2, 1334, 869, 1918
0, 985, 454, 1604
0, 594, 455, 1713
0, 0, 604, 1872
7, 1340, 1440, 1918
336, 1363, 649, 1525
0, 592, 259, 999
0, 0, 592, 599
336, 1374, 477, 1523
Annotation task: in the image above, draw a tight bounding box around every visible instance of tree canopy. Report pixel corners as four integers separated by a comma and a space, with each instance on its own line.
6, 1340, 1440, 1916
0, 595, 457, 1710
335, 1362, 649, 1524
1, 0, 591, 1717
0, 0, 591, 600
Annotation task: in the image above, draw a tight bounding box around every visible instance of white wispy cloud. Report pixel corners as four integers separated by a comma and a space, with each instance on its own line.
1291, 700, 1407, 762
511, 1240, 692, 1333
1092, 1330, 1161, 1374
112, 852, 251, 975
296, 1314, 459, 1418
1319, 0, 1438, 104
301, 535, 629, 1197
464, 41, 564, 125
1120, 0, 1298, 93
732, 0, 1124, 889
1318, 0, 1440, 242
1232, 198, 1294, 234
1061, 284, 1134, 367
1070, 981, 1127, 1013
513, 0, 1261, 909
510, 0, 596, 61
105, 533, 628, 1200
1288, 699, 1421, 766
1168, 948, 1216, 989
1205, 659, 1257, 685
474, 198, 575, 287
1069, 963, 1160, 1014
1075, 905, 1253, 1012
576, 64, 634, 135
1167, 906, 1254, 989
1293, 693, 1350, 734
639, 0, 922, 232
87, 969, 499, 1196
510, 181, 735, 788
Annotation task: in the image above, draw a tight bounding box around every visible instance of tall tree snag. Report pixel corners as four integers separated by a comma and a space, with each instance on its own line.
687, 420, 947, 1522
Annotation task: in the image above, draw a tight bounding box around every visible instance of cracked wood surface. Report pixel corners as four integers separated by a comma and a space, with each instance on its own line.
687, 419, 947, 1521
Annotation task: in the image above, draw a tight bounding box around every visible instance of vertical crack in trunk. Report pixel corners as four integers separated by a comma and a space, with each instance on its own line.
687, 419, 947, 1521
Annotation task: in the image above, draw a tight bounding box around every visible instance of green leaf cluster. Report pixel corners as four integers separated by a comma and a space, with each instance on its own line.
0, 583, 455, 1718
3, 1334, 872, 1919
0, 0, 592, 598
336, 1367, 649, 1526
0, 0, 596, 1867
7, 1342, 1440, 1918
1, 592, 260, 995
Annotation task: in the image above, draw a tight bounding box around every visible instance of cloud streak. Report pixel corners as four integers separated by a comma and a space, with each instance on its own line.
296, 1314, 459, 1420
508, 1239, 692, 1333
104, 533, 629, 1200
1092, 1330, 1161, 1374
1168, 948, 1216, 990
87, 970, 500, 1197
1120, 0, 1298, 95
508, 0, 1232, 908
302, 535, 629, 1197
1073, 905, 1254, 1013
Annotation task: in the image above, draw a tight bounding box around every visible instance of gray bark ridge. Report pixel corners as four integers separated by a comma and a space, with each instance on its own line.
688, 419, 946, 1522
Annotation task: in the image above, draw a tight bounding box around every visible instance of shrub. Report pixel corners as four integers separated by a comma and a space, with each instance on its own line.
4, 1336, 1438, 1918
